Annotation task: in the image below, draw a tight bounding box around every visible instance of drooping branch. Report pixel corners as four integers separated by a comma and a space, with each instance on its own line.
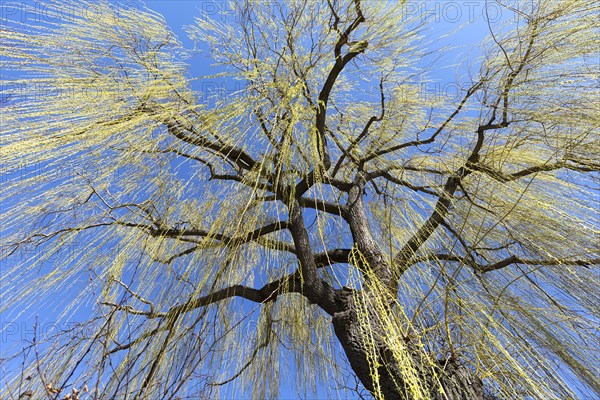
478, 255, 600, 273
164, 274, 300, 318
498, 19, 539, 125
144, 220, 290, 248
17, 215, 290, 260
103, 272, 304, 321
145, 146, 280, 192
159, 238, 351, 269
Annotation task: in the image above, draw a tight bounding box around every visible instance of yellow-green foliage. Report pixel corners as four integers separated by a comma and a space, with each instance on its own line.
0, 0, 598, 399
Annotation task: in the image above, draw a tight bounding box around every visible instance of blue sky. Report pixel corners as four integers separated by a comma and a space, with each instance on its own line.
147, 0, 505, 101
0, 0, 496, 395
4, 1, 587, 399
142, 3, 495, 397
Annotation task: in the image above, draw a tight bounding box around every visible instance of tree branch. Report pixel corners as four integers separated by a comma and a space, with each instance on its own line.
162, 272, 306, 320
479, 255, 600, 273
391, 118, 504, 274
299, 196, 348, 218
365, 169, 438, 196
474, 159, 600, 183
314, 248, 352, 268
332, 77, 385, 177
296, 0, 367, 197
409, 253, 599, 274
161, 115, 257, 171
360, 80, 483, 165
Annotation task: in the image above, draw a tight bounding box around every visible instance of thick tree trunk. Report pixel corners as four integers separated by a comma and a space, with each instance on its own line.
334, 179, 484, 398
332, 291, 484, 400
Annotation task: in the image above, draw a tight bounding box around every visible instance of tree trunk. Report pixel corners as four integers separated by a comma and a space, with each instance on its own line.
332, 290, 484, 400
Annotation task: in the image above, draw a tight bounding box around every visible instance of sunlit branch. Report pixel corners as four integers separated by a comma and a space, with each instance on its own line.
253, 108, 280, 148
499, 19, 539, 125
212, 336, 270, 387
163, 273, 303, 319
439, 221, 478, 263
103, 271, 305, 327
154, 148, 275, 190
455, 180, 496, 214
148, 220, 290, 248
158, 241, 351, 269
106, 325, 168, 355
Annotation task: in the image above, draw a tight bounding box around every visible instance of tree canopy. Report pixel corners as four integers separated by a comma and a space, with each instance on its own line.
1, 0, 599, 399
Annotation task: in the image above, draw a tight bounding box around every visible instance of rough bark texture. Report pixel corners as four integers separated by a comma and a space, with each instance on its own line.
334, 177, 485, 399
332, 290, 484, 400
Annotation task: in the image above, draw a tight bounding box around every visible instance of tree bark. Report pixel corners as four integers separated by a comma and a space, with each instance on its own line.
332, 290, 484, 400
335, 176, 484, 399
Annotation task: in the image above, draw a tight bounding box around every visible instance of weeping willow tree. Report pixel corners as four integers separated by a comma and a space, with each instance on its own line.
1, 0, 599, 399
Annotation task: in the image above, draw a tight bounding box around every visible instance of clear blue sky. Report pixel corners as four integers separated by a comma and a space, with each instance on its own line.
139, 2, 496, 398
5, 1, 589, 399
0, 1, 499, 399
